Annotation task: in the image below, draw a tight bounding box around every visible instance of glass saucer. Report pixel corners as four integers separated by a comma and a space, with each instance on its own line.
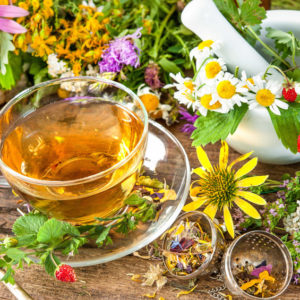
63, 120, 190, 267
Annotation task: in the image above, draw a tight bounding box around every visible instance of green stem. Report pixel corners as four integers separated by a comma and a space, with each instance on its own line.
49, 251, 58, 268
193, 56, 214, 81
152, 5, 176, 60
170, 31, 196, 73
263, 64, 287, 80
246, 26, 291, 68
291, 34, 297, 67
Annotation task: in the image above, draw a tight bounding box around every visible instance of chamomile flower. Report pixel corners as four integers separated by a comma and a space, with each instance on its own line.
295, 82, 300, 94
247, 75, 289, 115
137, 84, 161, 112
208, 73, 248, 113
198, 58, 227, 83
195, 86, 224, 116
165, 73, 200, 111
190, 40, 220, 68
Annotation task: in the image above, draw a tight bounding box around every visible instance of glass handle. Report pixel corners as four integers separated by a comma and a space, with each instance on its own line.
0, 176, 10, 188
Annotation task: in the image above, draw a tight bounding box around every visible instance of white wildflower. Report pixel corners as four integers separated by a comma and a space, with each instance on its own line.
47, 54, 69, 78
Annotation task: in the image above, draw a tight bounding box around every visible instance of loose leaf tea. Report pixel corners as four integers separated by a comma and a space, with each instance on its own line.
163, 219, 213, 276
234, 260, 277, 298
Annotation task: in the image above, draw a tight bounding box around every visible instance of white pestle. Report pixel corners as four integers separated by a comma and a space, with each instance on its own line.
181, 0, 282, 80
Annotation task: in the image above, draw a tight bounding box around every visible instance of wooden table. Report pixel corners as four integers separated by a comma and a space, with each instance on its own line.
1, 121, 300, 300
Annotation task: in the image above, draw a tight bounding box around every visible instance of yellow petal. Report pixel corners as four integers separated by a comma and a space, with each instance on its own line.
234, 197, 261, 219
143, 292, 156, 298
192, 167, 207, 178
234, 157, 258, 179
259, 270, 275, 282
223, 204, 234, 238
219, 141, 229, 169
228, 151, 253, 171
236, 190, 266, 205
196, 146, 212, 171
182, 198, 207, 212
237, 175, 268, 187
240, 279, 261, 290
175, 224, 185, 235
190, 184, 202, 201
203, 203, 218, 220
176, 285, 198, 298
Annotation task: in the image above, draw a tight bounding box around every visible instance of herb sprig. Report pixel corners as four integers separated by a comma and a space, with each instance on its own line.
0, 193, 157, 284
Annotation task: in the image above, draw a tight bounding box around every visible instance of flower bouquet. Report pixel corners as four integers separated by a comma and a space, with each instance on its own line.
170, 0, 300, 164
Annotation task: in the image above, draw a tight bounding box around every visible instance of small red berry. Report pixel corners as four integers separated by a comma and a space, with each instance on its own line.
298, 135, 300, 153
282, 87, 297, 102
55, 264, 76, 282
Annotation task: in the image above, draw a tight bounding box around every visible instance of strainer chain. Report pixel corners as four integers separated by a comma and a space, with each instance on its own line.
207, 285, 227, 299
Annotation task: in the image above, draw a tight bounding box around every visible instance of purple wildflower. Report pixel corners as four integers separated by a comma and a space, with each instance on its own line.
98, 28, 142, 73
279, 203, 285, 208
179, 107, 199, 134
293, 273, 300, 285
269, 208, 277, 217
144, 63, 162, 89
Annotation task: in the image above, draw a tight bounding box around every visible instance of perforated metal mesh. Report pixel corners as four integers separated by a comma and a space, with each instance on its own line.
222, 231, 293, 299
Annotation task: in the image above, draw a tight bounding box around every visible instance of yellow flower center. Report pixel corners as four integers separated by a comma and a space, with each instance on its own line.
256, 89, 275, 107
243, 78, 255, 89
183, 81, 194, 91
200, 94, 222, 110
139, 94, 159, 112
217, 80, 236, 99
198, 40, 214, 50
205, 61, 222, 79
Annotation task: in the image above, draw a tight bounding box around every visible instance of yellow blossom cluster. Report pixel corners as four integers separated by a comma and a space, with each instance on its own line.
13, 0, 111, 75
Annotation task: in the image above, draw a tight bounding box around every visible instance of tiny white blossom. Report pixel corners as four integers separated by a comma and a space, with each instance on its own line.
47, 54, 69, 78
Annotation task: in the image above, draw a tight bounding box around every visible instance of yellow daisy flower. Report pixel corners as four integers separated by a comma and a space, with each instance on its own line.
183, 141, 268, 238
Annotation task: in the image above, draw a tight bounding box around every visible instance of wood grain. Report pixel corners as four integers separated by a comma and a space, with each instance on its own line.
1, 121, 300, 300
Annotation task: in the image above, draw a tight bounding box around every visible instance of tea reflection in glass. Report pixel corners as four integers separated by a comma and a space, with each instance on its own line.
0, 78, 148, 224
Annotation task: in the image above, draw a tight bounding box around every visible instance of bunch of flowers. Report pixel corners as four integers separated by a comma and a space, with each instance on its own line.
165, 38, 300, 153
0, 0, 201, 125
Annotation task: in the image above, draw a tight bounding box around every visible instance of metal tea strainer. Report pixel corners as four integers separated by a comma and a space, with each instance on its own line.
221, 230, 293, 299
162, 211, 225, 280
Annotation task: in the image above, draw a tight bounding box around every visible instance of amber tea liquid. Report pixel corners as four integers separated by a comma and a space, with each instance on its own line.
1, 99, 145, 224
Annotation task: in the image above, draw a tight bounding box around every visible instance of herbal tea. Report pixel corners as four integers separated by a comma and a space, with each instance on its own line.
1, 99, 145, 224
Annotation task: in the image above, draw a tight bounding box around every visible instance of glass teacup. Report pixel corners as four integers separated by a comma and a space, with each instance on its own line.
0, 77, 148, 224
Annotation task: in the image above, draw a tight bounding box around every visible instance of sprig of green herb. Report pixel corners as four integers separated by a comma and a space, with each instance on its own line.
0, 193, 157, 284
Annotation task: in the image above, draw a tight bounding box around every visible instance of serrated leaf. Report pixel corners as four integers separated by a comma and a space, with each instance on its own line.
268, 103, 300, 153
191, 104, 248, 147
37, 219, 68, 244
240, 0, 266, 26
266, 27, 293, 45
0, 32, 15, 74
44, 253, 60, 276
13, 214, 48, 237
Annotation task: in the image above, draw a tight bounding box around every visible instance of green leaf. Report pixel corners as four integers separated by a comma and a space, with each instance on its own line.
37, 219, 68, 245
5, 248, 26, 261
240, 0, 266, 26
268, 103, 300, 153
13, 214, 48, 237
0, 32, 15, 74
191, 104, 248, 146
266, 27, 293, 45
1, 267, 15, 284
124, 194, 145, 206
96, 226, 111, 245
158, 57, 182, 74
44, 253, 60, 276
288, 69, 300, 82
0, 64, 15, 90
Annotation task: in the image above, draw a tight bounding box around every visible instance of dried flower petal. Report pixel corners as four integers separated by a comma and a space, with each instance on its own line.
176, 285, 198, 298
251, 264, 272, 278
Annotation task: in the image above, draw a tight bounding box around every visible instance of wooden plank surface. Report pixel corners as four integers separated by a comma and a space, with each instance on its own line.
1, 121, 300, 300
